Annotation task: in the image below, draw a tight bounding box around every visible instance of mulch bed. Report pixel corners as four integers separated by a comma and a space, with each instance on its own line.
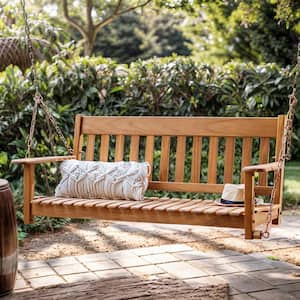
9, 276, 229, 300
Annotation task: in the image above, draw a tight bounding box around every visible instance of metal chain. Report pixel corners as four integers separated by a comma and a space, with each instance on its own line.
20, 0, 73, 157
262, 40, 300, 239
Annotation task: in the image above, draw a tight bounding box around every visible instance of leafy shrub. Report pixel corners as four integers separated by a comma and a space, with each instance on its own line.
0, 56, 298, 235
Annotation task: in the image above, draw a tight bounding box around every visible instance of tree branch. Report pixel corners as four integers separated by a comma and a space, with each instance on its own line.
94, 0, 152, 33
86, 0, 94, 32
62, 0, 87, 37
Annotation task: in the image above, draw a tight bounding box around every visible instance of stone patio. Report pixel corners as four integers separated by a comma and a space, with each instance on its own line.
8, 215, 300, 299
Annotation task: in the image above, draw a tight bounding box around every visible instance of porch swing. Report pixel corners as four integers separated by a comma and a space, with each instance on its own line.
12, 0, 299, 239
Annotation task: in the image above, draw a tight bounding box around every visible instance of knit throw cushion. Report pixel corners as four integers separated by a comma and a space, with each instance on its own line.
55, 160, 150, 201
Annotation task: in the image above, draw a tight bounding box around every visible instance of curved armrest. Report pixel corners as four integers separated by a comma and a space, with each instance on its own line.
243, 162, 279, 173
12, 155, 76, 165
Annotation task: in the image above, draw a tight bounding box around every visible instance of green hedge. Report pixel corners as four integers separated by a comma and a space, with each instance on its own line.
0, 56, 299, 232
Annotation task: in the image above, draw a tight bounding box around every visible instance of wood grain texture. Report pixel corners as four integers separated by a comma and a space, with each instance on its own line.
81, 116, 278, 137
145, 136, 154, 180
191, 136, 202, 183
208, 137, 218, 184
241, 137, 252, 183
85, 135, 95, 161
175, 136, 186, 182
115, 135, 125, 161
160, 136, 171, 181
99, 135, 109, 162
23, 164, 35, 224
129, 136, 140, 161
224, 137, 235, 183
258, 137, 270, 185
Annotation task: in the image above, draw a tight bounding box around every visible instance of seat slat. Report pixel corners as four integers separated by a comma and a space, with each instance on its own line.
224, 137, 235, 183
141, 198, 178, 211
208, 137, 218, 184
95, 200, 121, 208
202, 206, 225, 214
229, 208, 245, 216
175, 136, 186, 182
191, 202, 216, 214
179, 200, 211, 212
166, 200, 203, 212
118, 199, 152, 209
154, 199, 191, 212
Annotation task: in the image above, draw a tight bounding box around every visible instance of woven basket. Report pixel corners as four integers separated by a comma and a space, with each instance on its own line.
0, 37, 53, 72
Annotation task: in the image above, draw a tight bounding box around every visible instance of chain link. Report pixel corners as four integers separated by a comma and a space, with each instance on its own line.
20, 0, 73, 157
262, 40, 299, 239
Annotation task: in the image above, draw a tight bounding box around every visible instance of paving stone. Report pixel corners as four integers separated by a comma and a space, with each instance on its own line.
172, 250, 211, 261
47, 256, 78, 267
28, 275, 65, 288
196, 255, 254, 265
14, 278, 29, 290
94, 268, 132, 279
249, 289, 297, 300
20, 266, 56, 279
291, 291, 300, 298
132, 246, 169, 256
230, 294, 255, 300
252, 269, 300, 286
158, 261, 208, 279
231, 260, 274, 272
63, 272, 98, 283
112, 255, 149, 268
142, 253, 179, 264
189, 261, 240, 276
157, 244, 194, 253
184, 276, 226, 288
219, 273, 273, 293
127, 265, 165, 276
277, 282, 300, 292
53, 263, 89, 275
83, 259, 120, 271
268, 260, 300, 271
75, 252, 109, 263
18, 260, 49, 270
108, 249, 139, 259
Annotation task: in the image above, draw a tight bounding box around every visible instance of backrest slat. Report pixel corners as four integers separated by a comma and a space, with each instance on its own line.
160, 136, 171, 181
86, 135, 95, 161
175, 136, 186, 182
145, 136, 155, 181
191, 136, 202, 183
129, 136, 140, 161
208, 137, 218, 184
73, 115, 284, 194
259, 137, 270, 185
115, 135, 125, 161
241, 137, 252, 183
224, 137, 235, 183
100, 135, 109, 162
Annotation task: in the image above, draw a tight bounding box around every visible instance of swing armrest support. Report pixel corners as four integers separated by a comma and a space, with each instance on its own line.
12, 155, 76, 165
243, 162, 279, 174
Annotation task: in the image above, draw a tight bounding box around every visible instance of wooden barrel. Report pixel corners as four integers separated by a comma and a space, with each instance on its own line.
0, 179, 17, 296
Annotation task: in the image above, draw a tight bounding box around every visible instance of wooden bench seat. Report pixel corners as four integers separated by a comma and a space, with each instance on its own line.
13, 115, 286, 239
31, 196, 280, 229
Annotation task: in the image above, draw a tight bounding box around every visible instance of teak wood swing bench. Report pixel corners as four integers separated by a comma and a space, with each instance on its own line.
13, 115, 286, 240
